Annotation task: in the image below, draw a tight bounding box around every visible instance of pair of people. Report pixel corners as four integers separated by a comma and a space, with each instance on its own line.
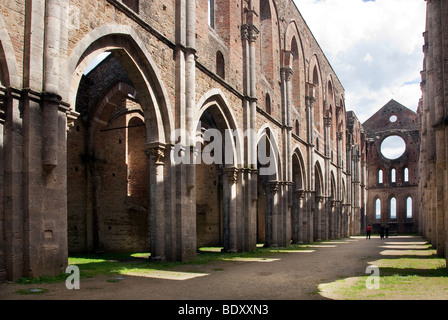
379, 225, 390, 239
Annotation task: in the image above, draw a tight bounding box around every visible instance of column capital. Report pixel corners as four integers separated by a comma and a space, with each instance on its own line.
281, 67, 294, 81
145, 142, 166, 165
266, 181, 279, 194
224, 167, 239, 184
242, 24, 259, 43
337, 131, 344, 141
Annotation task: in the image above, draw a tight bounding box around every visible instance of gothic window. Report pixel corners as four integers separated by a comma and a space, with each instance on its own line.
216, 51, 225, 79
390, 197, 397, 219
122, 0, 139, 13
375, 198, 381, 219
260, 0, 274, 81
391, 168, 396, 183
407, 197, 413, 218
378, 170, 383, 184
404, 167, 409, 182
266, 93, 272, 115
208, 0, 215, 28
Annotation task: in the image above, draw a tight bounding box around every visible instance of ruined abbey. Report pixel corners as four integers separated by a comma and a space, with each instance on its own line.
0, 0, 445, 282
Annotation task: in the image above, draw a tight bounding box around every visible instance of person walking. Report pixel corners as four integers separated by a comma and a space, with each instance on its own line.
366, 225, 372, 239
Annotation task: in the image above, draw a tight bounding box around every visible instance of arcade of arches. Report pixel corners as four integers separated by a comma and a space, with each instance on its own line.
0, 0, 444, 282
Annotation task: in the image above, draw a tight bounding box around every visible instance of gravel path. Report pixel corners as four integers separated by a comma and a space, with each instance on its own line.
0, 235, 427, 300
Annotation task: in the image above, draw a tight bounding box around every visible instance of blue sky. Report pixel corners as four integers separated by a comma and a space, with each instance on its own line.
294, 0, 426, 122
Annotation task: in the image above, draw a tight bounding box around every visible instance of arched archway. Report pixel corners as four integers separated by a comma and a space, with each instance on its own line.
257, 126, 282, 247
194, 91, 243, 253
66, 29, 173, 260
67, 25, 173, 144
314, 162, 324, 241
291, 149, 306, 243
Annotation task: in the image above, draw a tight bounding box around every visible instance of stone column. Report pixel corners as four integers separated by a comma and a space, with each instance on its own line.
306, 84, 316, 191
265, 181, 279, 247
324, 115, 332, 239
222, 167, 238, 253
42, 0, 62, 169
315, 195, 323, 241
292, 189, 305, 243
0, 86, 5, 281
146, 143, 166, 261
337, 131, 344, 238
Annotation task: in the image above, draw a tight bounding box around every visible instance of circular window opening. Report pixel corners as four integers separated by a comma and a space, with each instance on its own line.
381, 135, 406, 160
389, 115, 397, 123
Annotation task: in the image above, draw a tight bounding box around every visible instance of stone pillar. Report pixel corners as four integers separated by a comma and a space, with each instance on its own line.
174, 0, 197, 262
146, 143, 166, 261
42, 0, 62, 169
222, 167, 238, 253
292, 189, 305, 243
337, 131, 344, 238
324, 115, 332, 239
0, 87, 5, 280
2, 87, 23, 281
315, 195, 323, 241
265, 181, 279, 247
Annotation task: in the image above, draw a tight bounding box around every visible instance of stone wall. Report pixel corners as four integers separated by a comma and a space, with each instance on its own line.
364, 100, 420, 234
0, 0, 366, 281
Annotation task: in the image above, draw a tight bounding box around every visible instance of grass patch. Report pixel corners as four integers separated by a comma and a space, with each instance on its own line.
319, 246, 448, 300
12, 242, 318, 285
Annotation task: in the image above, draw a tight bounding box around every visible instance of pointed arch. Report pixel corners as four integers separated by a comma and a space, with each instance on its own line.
0, 13, 20, 87
314, 161, 324, 197
330, 171, 336, 200
195, 89, 241, 166
68, 24, 174, 145
292, 147, 307, 191
309, 55, 323, 133
259, 0, 281, 84
257, 125, 281, 180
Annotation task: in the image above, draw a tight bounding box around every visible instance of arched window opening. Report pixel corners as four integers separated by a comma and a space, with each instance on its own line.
391, 168, 396, 183
260, 0, 274, 81
404, 167, 409, 182
375, 199, 381, 219
378, 170, 383, 184
313, 66, 319, 86
407, 197, 413, 218
266, 93, 272, 115
208, 0, 215, 28
390, 197, 397, 219
127, 117, 147, 201
216, 51, 225, 79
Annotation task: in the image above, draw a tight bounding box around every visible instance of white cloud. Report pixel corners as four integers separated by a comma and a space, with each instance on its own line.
294, 0, 426, 122
363, 53, 373, 64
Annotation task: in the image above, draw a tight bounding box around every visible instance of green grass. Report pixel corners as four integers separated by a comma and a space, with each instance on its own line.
319, 247, 448, 300
12, 243, 319, 285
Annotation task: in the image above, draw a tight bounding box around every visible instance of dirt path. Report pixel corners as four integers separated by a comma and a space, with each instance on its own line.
0, 235, 427, 300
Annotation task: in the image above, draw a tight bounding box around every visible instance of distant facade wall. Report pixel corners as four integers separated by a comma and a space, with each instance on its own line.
364, 100, 420, 234
418, 0, 448, 263
0, 0, 365, 281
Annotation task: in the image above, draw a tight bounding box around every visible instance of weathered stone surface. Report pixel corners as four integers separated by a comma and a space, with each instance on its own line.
0, 0, 369, 281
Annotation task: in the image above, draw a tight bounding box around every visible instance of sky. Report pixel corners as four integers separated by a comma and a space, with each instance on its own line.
293, 0, 427, 123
